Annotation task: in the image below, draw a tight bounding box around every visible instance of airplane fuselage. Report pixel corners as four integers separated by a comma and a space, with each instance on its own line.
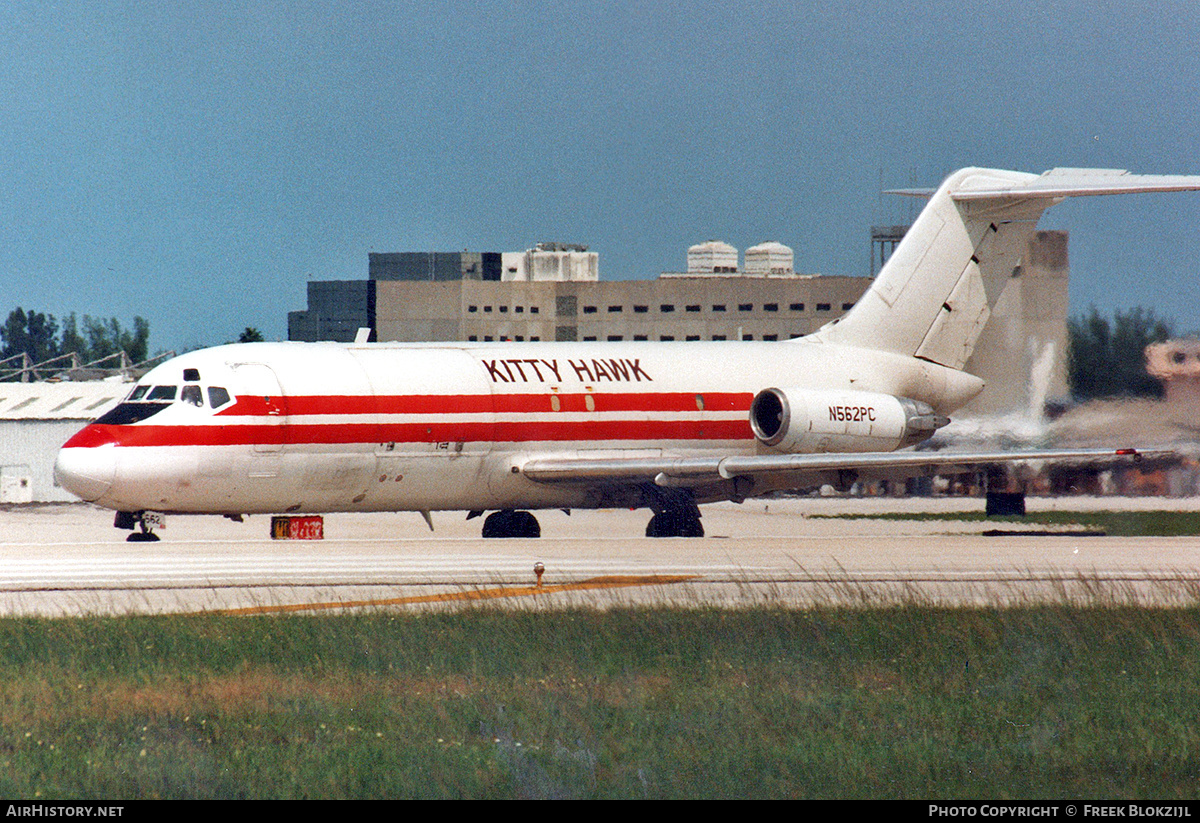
54, 338, 980, 516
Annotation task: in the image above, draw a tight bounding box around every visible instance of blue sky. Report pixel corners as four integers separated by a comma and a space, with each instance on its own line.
3, 1, 1199, 353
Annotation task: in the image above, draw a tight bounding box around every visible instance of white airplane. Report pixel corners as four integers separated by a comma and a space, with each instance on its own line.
55, 167, 1200, 540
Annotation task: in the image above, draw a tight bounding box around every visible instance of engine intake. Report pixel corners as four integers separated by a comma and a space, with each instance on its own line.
749, 387, 949, 453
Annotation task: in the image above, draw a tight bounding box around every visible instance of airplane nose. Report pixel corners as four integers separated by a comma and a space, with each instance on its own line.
54, 445, 115, 503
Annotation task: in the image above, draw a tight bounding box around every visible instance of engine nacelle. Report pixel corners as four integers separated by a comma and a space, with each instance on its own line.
749, 387, 949, 453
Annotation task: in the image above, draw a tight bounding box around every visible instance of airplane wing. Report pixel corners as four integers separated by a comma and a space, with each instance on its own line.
520, 447, 1174, 499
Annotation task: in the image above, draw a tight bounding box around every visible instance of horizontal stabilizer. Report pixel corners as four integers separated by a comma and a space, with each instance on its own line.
950, 167, 1200, 200
887, 169, 1200, 201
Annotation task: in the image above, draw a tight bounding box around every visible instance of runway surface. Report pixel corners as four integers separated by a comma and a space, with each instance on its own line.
3, 497, 1200, 615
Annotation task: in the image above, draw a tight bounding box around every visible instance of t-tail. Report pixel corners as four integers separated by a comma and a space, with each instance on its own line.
812, 167, 1200, 370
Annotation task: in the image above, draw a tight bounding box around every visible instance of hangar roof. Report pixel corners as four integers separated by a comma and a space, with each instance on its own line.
0, 382, 128, 421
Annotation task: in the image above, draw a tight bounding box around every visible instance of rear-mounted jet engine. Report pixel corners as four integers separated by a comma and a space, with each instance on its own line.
749, 387, 950, 453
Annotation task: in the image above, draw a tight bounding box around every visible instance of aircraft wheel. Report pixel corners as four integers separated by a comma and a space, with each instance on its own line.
481, 510, 541, 538
510, 510, 541, 538
677, 515, 704, 538
645, 512, 704, 538
126, 531, 160, 542
481, 511, 511, 537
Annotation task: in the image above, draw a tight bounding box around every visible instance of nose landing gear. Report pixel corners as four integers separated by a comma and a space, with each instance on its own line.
115, 511, 163, 542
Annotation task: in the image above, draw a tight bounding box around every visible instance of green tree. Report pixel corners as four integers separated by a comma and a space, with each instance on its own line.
1, 308, 60, 362
238, 327, 265, 343
1068, 306, 1172, 400
1, 308, 149, 365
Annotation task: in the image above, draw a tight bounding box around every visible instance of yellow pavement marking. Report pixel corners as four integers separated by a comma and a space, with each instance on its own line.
213, 574, 701, 615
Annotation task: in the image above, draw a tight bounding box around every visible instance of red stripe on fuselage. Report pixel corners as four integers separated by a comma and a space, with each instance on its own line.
66, 391, 756, 449
217, 392, 751, 417
66, 419, 753, 449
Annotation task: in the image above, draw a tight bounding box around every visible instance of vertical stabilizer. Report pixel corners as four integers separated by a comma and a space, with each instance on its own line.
811, 167, 1200, 371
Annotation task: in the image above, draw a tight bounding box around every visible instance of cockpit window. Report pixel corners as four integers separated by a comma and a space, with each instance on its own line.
128, 385, 150, 401
208, 386, 232, 409
147, 385, 177, 401
94, 402, 171, 425
180, 385, 204, 407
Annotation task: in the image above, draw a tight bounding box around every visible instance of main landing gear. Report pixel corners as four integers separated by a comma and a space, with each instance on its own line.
644, 488, 704, 538
115, 510, 161, 542
480, 509, 542, 538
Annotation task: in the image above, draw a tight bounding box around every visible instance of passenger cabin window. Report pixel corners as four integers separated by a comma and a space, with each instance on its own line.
208, 387, 232, 409
180, 385, 204, 407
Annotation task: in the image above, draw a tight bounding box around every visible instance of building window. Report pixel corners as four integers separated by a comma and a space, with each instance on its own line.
607, 335, 623, 341
530, 307, 539, 314
484, 335, 493, 341
608, 305, 623, 313
660, 335, 675, 341
514, 335, 524, 341
499, 306, 508, 313
842, 303, 854, 310
789, 303, 804, 311
583, 305, 597, 314
634, 305, 649, 313
685, 335, 700, 341
484, 306, 493, 313
816, 303, 831, 311
468, 335, 478, 341
515, 306, 524, 313
583, 336, 597, 341
763, 334, 778, 341
530, 336, 540, 341
468, 305, 478, 313
742, 334, 754, 340
686, 305, 701, 313
634, 335, 648, 341
712, 334, 726, 341
738, 303, 753, 311
712, 304, 726, 312
764, 303, 778, 312
660, 304, 675, 313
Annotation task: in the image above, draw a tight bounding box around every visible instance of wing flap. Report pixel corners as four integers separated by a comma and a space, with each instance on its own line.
521, 448, 1172, 487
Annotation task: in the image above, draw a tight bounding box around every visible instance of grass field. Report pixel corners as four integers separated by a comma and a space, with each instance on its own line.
2, 600, 1200, 799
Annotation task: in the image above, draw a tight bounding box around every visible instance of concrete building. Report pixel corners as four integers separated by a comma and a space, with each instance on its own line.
288, 232, 1072, 416
1146, 338, 1200, 405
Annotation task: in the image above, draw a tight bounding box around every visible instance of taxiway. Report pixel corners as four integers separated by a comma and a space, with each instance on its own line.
2, 498, 1199, 616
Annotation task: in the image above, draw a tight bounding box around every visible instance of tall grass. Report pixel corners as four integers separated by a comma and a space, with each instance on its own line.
0, 602, 1199, 798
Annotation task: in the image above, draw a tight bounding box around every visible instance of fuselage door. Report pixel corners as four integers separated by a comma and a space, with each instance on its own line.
232, 363, 288, 453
